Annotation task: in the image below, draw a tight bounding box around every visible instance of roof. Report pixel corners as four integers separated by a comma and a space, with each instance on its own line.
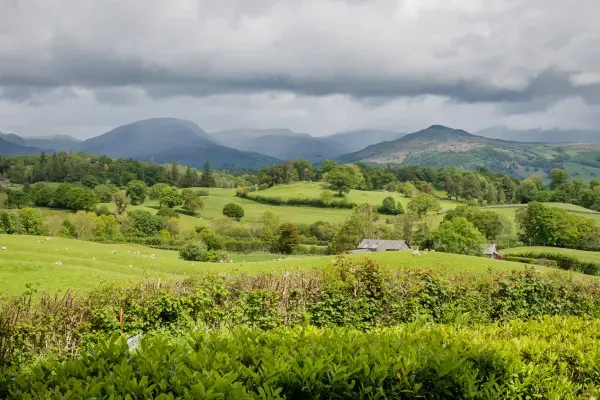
357, 239, 411, 252
483, 244, 499, 255
346, 249, 372, 254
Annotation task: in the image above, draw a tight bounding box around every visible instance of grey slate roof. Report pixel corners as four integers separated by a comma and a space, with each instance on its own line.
357, 239, 411, 252
483, 244, 499, 255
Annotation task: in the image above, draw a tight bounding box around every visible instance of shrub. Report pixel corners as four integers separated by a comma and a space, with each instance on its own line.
199, 228, 223, 251
197, 189, 210, 196
156, 207, 180, 219
222, 203, 244, 221
179, 242, 228, 262
508, 251, 600, 275
95, 205, 112, 216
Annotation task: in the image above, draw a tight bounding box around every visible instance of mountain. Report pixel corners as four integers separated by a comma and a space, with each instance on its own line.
0, 136, 45, 156
337, 125, 600, 180
209, 128, 406, 162
476, 126, 600, 143
234, 135, 344, 162
0, 131, 81, 151
322, 130, 406, 153
78, 118, 281, 169
209, 129, 310, 145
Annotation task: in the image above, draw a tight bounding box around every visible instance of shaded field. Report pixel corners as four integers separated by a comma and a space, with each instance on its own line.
0, 235, 591, 296
505, 246, 600, 263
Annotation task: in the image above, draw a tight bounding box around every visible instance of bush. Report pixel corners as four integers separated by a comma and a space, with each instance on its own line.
223, 239, 270, 253
238, 191, 356, 209
222, 203, 244, 221
179, 242, 228, 262
199, 228, 223, 251
197, 189, 210, 196
95, 205, 112, 216
156, 207, 180, 218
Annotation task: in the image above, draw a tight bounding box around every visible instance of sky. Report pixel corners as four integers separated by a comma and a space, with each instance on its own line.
1, 0, 600, 138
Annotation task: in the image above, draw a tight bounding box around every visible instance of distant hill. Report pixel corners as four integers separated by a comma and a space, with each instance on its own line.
337, 125, 600, 180
77, 118, 281, 169
209, 129, 311, 145
322, 130, 406, 153
0, 131, 81, 151
476, 126, 600, 143
209, 128, 405, 162
0, 135, 45, 156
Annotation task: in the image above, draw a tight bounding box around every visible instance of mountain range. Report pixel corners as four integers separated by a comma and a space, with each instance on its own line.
2, 119, 600, 179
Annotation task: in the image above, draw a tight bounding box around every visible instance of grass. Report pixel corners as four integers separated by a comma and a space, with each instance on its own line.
482, 203, 600, 226
0, 235, 592, 297
249, 182, 459, 211
504, 246, 600, 263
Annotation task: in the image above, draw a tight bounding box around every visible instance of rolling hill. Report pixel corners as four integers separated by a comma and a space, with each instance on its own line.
0, 135, 46, 156
322, 129, 406, 153
0, 131, 81, 151
337, 125, 600, 180
476, 126, 600, 143
77, 118, 281, 169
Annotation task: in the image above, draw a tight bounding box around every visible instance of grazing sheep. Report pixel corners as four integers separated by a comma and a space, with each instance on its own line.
412, 250, 421, 256
229, 260, 233, 263
112, 250, 117, 254
1, 246, 6, 250
54, 261, 62, 265
46, 237, 51, 240
129, 265, 133, 268
150, 254, 156, 259
92, 257, 96, 261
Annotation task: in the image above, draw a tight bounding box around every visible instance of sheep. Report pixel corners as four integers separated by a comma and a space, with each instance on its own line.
1, 246, 6, 250
92, 257, 96, 261
129, 265, 133, 268
54, 261, 62, 266
150, 254, 156, 259
412, 250, 421, 256
112, 250, 117, 254
46, 237, 51, 240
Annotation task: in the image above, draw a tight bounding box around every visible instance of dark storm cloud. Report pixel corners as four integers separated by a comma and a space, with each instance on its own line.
2, 0, 600, 136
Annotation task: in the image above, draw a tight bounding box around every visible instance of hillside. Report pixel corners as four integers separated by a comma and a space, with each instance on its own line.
322, 129, 406, 153
0, 131, 81, 151
77, 118, 282, 169
0, 136, 46, 155
209, 128, 310, 144
477, 126, 600, 143
337, 125, 600, 179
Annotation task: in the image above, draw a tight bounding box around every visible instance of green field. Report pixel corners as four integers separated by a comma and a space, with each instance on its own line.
248, 182, 458, 211
481, 203, 600, 226
505, 246, 600, 263
0, 235, 591, 296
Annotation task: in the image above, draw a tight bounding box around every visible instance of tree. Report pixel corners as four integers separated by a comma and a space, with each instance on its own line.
379, 196, 404, 215
199, 228, 223, 251
94, 184, 119, 203
445, 176, 460, 200
325, 167, 353, 196
222, 203, 244, 221
181, 189, 204, 215
320, 159, 338, 175
392, 212, 420, 241
550, 168, 569, 190
149, 183, 170, 202
19, 208, 46, 235
399, 181, 417, 198
276, 223, 300, 254
7, 190, 29, 209
293, 159, 313, 181
95, 214, 119, 241
169, 161, 180, 186
431, 217, 486, 256
199, 160, 216, 188
66, 188, 99, 212
129, 210, 163, 237
181, 166, 198, 188
126, 180, 148, 205
159, 187, 182, 208
69, 211, 98, 240
258, 211, 281, 246
113, 191, 129, 215
515, 181, 539, 204
407, 193, 441, 216
329, 204, 379, 253
460, 174, 480, 200
443, 206, 512, 241
30, 183, 55, 207
516, 202, 559, 246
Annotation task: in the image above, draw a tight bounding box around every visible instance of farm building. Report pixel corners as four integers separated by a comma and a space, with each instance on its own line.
347, 239, 411, 254
483, 244, 501, 259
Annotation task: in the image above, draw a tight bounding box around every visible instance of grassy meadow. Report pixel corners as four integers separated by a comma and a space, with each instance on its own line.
504, 246, 600, 263
0, 235, 592, 296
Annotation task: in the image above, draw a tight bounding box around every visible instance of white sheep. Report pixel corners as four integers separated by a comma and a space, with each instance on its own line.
1, 246, 6, 250
92, 257, 96, 261
129, 265, 133, 268
46, 237, 51, 240
150, 254, 156, 259
54, 261, 62, 265
112, 250, 117, 254
412, 250, 421, 256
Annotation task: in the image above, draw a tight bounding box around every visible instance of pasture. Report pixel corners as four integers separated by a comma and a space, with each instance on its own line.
504, 246, 600, 263
0, 235, 591, 297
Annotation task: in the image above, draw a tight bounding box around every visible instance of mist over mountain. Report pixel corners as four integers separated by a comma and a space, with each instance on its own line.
476, 126, 600, 143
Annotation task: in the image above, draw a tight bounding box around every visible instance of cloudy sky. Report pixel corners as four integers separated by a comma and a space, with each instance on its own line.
1, 0, 600, 138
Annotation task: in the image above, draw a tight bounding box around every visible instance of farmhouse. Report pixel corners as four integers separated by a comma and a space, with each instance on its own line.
347, 239, 411, 254
483, 244, 501, 259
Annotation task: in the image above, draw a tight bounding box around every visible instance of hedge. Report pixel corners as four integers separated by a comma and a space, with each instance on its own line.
6, 317, 600, 398
509, 251, 600, 276
237, 191, 356, 209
